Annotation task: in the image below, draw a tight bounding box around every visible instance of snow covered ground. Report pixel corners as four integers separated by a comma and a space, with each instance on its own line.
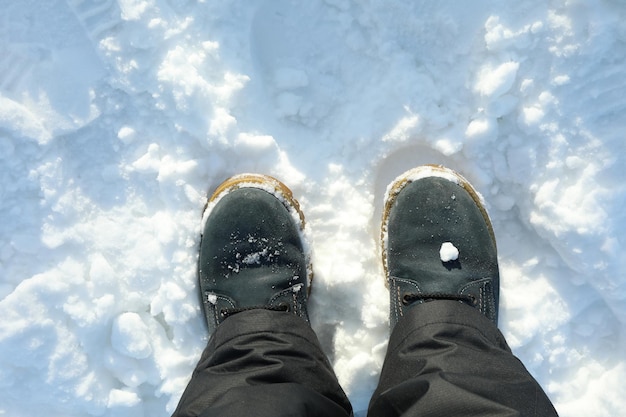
1, 0, 625, 415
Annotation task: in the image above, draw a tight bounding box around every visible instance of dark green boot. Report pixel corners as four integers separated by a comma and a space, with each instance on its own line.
198, 174, 312, 333
382, 165, 500, 330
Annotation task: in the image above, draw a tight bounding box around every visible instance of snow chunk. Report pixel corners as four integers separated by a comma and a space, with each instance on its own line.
207, 293, 218, 305
131, 143, 161, 172
440, 242, 459, 262
111, 313, 153, 359
0, 96, 52, 144
117, 126, 136, 144
475, 61, 519, 98
383, 114, 421, 143
552, 74, 570, 86
108, 388, 141, 407
119, 0, 150, 21
520, 106, 545, 127
465, 117, 497, 142
433, 138, 463, 156
234, 133, 278, 154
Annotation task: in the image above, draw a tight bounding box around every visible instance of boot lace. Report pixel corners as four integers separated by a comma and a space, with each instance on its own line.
402, 292, 477, 307
219, 303, 290, 320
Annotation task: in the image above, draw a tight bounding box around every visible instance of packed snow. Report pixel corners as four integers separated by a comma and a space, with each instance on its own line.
1, 0, 625, 416
439, 242, 459, 263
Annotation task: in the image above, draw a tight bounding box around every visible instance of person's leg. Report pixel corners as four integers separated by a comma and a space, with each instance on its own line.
173, 310, 351, 417
172, 174, 352, 417
369, 301, 558, 417
368, 165, 558, 417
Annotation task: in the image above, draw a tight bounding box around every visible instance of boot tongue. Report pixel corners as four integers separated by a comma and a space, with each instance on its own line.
214, 238, 307, 307
219, 267, 302, 307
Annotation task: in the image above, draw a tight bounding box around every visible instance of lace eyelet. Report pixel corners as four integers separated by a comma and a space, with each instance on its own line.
277, 302, 291, 312
401, 293, 412, 306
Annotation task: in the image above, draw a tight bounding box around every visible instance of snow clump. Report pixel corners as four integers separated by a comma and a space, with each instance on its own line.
439, 242, 460, 262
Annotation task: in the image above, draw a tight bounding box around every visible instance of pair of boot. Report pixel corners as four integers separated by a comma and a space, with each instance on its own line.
198, 165, 499, 334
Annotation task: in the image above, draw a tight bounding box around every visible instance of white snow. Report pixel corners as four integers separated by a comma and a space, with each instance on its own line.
475, 61, 520, 98
111, 312, 153, 359
1, 1, 625, 416
207, 293, 218, 305
439, 242, 459, 262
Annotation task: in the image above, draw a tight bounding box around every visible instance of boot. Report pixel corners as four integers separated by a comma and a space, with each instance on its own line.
198, 174, 311, 333
382, 165, 499, 330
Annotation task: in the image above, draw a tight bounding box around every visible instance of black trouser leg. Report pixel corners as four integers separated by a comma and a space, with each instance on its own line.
367, 300, 559, 417
171, 309, 353, 417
